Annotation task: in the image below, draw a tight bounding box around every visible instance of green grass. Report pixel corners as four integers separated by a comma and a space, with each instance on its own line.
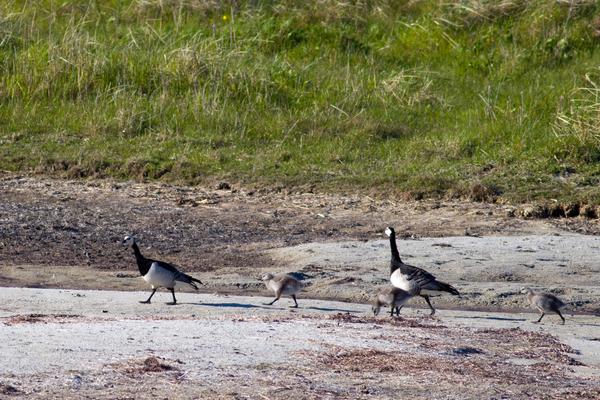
2, 0, 600, 203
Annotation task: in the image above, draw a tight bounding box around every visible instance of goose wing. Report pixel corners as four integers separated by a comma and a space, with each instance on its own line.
399, 262, 437, 287
148, 258, 181, 275
278, 274, 302, 285
274, 273, 304, 291
545, 293, 566, 308
152, 260, 203, 288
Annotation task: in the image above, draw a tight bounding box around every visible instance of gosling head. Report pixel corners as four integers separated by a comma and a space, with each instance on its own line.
261, 273, 274, 282
520, 287, 534, 295
371, 300, 382, 316
384, 227, 394, 237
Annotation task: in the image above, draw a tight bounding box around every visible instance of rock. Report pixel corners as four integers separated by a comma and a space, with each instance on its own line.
451, 347, 484, 356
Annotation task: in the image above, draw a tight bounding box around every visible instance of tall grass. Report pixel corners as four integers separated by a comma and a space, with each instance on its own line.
1, 0, 600, 202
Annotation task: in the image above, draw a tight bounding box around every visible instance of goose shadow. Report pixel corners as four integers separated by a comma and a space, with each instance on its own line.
453, 315, 528, 322
182, 302, 272, 310
578, 322, 600, 328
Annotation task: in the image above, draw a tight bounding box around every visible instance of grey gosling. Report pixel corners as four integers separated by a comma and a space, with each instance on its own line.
385, 227, 459, 315
372, 287, 412, 317
261, 273, 305, 308
523, 288, 566, 325
122, 235, 203, 305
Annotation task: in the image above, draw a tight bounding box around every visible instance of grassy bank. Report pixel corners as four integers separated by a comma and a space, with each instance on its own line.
1, 0, 600, 202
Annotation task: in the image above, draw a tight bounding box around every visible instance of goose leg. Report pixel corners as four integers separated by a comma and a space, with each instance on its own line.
422, 295, 436, 316
265, 294, 281, 306
535, 313, 545, 323
167, 288, 177, 305
556, 310, 565, 325
395, 306, 403, 316
290, 294, 299, 308
389, 307, 394, 317
140, 288, 157, 304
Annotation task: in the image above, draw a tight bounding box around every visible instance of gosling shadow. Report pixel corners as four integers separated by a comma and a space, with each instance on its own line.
453, 315, 528, 322
304, 306, 361, 313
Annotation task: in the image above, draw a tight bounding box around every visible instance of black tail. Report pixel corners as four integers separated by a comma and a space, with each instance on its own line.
175, 273, 203, 290
437, 280, 460, 296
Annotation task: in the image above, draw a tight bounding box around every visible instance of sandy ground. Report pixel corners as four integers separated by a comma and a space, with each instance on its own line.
1, 176, 600, 398
2, 233, 600, 314
268, 233, 600, 313
1, 175, 600, 312
0, 288, 599, 399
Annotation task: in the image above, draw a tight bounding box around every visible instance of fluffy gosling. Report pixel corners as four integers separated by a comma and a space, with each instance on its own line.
523, 288, 566, 325
261, 273, 305, 308
372, 286, 412, 317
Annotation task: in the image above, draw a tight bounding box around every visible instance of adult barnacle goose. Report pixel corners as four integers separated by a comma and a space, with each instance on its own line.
122, 235, 203, 305
385, 227, 459, 315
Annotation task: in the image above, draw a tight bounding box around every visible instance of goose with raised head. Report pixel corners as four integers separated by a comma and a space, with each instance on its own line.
384, 227, 459, 315
523, 288, 566, 324
372, 286, 412, 317
261, 272, 304, 308
122, 235, 203, 305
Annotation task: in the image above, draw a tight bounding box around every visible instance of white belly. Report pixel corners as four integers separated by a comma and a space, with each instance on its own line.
143, 263, 176, 289
390, 270, 417, 294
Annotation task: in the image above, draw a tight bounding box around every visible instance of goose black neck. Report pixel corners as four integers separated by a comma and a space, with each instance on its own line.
131, 242, 150, 275
389, 230, 402, 267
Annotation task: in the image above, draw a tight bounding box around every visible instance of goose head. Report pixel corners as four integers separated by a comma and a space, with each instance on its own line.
122, 235, 136, 248
384, 227, 394, 237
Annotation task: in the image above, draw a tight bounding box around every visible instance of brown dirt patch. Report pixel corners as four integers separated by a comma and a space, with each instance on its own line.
2, 313, 83, 325
296, 325, 599, 399
0, 175, 574, 276
0, 383, 22, 396
110, 356, 184, 378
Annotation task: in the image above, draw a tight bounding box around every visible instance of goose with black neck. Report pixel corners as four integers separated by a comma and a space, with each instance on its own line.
384, 227, 459, 315
122, 235, 203, 305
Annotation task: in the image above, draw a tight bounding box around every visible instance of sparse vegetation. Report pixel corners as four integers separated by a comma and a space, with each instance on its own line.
1, 0, 600, 202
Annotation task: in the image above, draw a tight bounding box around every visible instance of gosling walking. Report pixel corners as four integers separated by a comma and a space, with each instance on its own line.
261, 273, 304, 308
524, 288, 566, 325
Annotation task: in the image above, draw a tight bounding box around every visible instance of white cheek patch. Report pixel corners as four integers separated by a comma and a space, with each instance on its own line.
385, 228, 392, 236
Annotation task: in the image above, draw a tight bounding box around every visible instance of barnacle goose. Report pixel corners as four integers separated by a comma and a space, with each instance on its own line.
122, 235, 203, 305
385, 227, 459, 315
